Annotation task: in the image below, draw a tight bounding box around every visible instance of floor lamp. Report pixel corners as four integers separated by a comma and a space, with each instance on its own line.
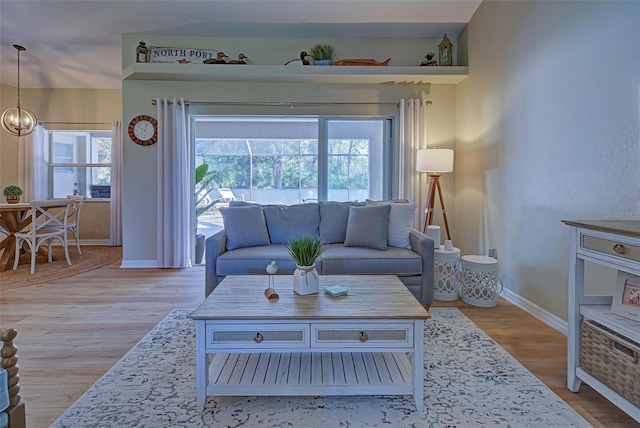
416, 149, 454, 240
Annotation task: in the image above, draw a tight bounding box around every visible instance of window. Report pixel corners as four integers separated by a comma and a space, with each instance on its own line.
193, 116, 391, 205
49, 131, 112, 199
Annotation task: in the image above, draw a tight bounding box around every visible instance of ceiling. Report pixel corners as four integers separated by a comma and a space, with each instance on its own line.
0, 0, 482, 90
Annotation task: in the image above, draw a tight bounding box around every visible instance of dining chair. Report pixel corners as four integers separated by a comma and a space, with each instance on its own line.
66, 195, 87, 255
13, 200, 73, 274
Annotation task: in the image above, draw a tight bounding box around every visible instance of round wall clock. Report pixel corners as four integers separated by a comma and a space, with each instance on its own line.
128, 115, 158, 146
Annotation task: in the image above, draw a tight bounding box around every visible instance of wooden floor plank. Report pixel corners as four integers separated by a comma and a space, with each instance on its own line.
0, 259, 637, 427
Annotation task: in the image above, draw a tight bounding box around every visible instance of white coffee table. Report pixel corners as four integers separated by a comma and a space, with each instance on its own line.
190, 275, 430, 411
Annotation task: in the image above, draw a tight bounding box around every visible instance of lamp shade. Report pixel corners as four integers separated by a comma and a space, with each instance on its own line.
416, 149, 454, 173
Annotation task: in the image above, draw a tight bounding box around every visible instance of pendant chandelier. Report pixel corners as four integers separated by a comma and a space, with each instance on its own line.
1, 45, 37, 137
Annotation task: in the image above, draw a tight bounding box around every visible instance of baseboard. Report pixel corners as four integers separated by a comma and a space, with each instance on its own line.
79, 239, 112, 246
50, 239, 112, 247
500, 287, 568, 336
120, 260, 158, 268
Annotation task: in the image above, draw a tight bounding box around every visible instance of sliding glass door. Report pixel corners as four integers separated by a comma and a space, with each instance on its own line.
192, 115, 393, 262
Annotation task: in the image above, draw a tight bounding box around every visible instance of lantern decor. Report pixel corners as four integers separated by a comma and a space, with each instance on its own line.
438, 34, 453, 67
136, 40, 149, 63
1, 45, 37, 137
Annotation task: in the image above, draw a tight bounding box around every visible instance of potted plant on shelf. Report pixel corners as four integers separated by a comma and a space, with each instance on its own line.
3, 185, 23, 204
286, 235, 326, 295
309, 44, 335, 66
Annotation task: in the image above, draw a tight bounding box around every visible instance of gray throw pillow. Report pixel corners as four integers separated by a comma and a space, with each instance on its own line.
220, 205, 270, 250
319, 201, 365, 244
343, 205, 391, 250
262, 204, 320, 245
366, 200, 416, 249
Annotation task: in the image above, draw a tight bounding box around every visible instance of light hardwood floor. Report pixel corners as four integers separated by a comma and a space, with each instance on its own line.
0, 261, 637, 427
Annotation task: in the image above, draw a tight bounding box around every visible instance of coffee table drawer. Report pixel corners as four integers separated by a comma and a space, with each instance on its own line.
311, 322, 413, 348
206, 323, 310, 350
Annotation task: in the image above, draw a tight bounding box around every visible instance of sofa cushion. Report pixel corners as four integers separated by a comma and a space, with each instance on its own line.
318, 201, 365, 244
262, 203, 320, 244
220, 205, 270, 250
366, 200, 417, 249
320, 244, 422, 276
344, 204, 391, 250
217, 245, 317, 275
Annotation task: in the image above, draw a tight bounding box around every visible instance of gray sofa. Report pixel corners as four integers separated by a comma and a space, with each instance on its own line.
205, 201, 435, 304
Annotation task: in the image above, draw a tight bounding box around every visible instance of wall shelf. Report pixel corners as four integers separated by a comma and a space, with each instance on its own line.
122, 63, 468, 84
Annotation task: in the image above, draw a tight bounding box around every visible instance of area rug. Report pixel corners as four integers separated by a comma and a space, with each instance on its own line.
0, 246, 121, 290
51, 308, 590, 428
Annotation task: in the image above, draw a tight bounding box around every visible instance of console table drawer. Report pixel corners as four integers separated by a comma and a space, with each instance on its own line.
311, 323, 413, 348
206, 323, 309, 350
582, 235, 640, 263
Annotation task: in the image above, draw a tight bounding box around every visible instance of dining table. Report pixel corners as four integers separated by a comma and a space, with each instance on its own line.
0, 202, 34, 272
0, 200, 71, 272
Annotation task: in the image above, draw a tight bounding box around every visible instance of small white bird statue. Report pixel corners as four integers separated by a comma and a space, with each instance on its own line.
266, 261, 278, 275
265, 261, 280, 299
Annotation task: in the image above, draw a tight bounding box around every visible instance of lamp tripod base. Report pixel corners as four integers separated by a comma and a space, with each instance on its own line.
422, 173, 451, 241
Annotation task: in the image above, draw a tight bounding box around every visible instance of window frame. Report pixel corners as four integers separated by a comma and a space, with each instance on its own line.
192, 114, 394, 203
47, 130, 113, 200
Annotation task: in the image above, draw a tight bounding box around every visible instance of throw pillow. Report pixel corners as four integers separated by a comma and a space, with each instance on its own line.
319, 201, 365, 244
343, 205, 391, 250
366, 200, 417, 249
262, 204, 320, 245
219, 205, 270, 250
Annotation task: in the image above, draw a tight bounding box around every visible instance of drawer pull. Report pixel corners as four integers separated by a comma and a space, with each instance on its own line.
613, 243, 625, 254
359, 331, 369, 342
253, 332, 264, 343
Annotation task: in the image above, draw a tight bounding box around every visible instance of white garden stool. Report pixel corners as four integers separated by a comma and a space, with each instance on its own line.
434, 247, 461, 301
460, 255, 502, 307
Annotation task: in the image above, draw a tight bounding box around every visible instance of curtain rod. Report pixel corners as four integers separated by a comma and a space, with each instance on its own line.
38, 121, 112, 125
150, 100, 432, 107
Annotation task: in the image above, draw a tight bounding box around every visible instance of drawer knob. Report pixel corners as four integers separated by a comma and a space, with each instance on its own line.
359, 331, 368, 342
613, 243, 625, 254
253, 332, 264, 343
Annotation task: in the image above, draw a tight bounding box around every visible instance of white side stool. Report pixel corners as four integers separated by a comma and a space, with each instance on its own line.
461, 255, 502, 307
434, 247, 461, 301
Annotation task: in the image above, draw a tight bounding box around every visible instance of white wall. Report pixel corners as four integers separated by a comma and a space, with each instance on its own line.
456, 1, 640, 319
121, 34, 459, 265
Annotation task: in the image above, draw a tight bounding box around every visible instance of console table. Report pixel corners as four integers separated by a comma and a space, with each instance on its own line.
563, 219, 640, 422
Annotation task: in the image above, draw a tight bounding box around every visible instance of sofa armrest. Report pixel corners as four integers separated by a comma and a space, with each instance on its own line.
205, 230, 228, 297
409, 228, 435, 305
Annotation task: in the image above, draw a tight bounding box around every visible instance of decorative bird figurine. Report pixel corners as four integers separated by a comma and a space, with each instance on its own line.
266, 261, 278, 275
228, 53, 248, 64
264, 261, 279, 300
284, 51, 313, 66
300, 51, 312, 65
203, 52, 229, 64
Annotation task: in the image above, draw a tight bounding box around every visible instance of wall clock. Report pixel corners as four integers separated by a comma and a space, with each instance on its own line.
128, 115, 158, 146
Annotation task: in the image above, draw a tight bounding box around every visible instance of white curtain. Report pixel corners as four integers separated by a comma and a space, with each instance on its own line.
110, 120, 123, 246
17, 125, 47, 202
156, 98, 191, 267
398, 99, 429, 229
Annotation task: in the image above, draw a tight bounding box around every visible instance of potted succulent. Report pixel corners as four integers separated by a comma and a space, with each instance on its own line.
286, 235, 326, 295
3, 185, 23, 204
309, 44, 335, 66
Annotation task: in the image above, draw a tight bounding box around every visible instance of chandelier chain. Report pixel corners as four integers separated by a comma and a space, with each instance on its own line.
16, 47, 21, 108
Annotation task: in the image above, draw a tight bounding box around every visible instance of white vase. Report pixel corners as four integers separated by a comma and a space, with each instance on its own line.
293, 265, 319, 295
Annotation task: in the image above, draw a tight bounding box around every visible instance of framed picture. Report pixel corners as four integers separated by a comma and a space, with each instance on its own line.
611, 271, 640, 320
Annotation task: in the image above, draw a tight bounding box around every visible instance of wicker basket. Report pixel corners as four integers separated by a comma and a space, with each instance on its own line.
581, 319, 640, 407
